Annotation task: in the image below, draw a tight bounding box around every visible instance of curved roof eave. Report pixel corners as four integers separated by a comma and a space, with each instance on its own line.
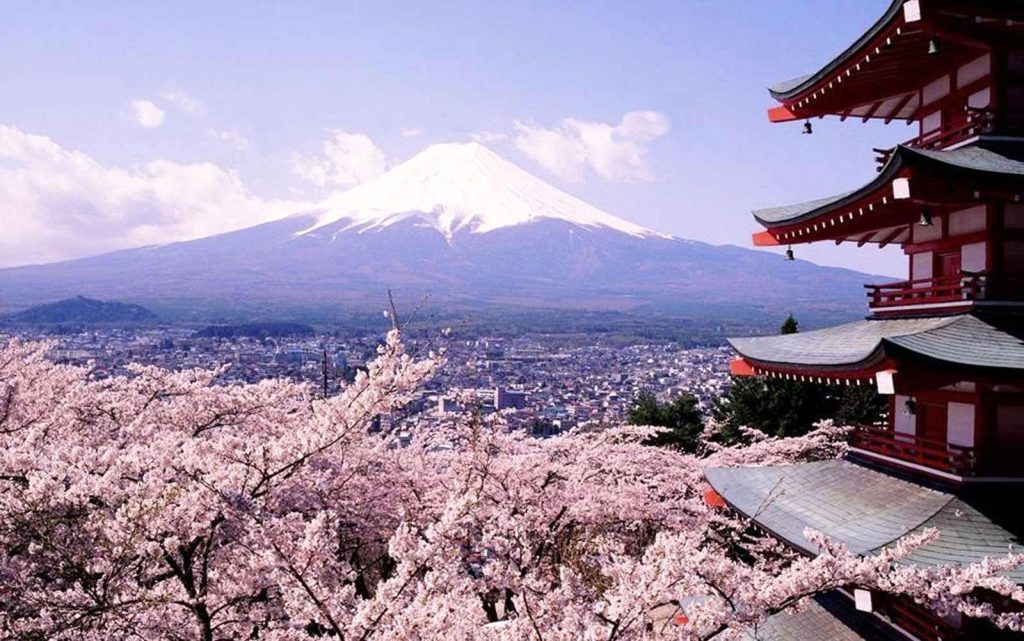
704, 460, 1024, 583
753, 141, 1024, 229
768, 0, 905, 101
729, 315, 1024, 375
752, 151, 906, 228
768, 0, 1024, 102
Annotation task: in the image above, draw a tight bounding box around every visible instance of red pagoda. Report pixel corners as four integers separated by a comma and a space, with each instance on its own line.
707, 2, 1024, 639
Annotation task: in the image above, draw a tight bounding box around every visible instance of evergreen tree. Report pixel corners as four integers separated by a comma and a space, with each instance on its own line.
627, 391, 704, 452
713, 315, 885, 442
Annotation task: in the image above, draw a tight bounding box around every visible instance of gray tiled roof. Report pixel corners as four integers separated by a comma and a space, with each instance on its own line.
729, 314, 1024, 373
768, 75, 813, 98
737, 593, 904, 641
909, 141, 1024, 176
767, 2, 1024, 100
752, 141, 1024, 227
704, 460, 1024, 583
886, 314, 1024, 371
767, 0, 905, 100
752, 192, 858, 225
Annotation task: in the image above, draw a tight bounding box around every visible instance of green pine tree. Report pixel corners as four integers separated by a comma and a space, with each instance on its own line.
627, 391, 704, 452
712, 315, 884, 443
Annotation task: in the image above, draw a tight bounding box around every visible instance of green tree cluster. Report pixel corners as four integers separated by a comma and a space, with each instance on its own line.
627, 391, 704, 451
712, 315, 885, 443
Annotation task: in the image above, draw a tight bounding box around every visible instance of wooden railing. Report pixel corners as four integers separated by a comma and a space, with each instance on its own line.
874, 109, 994, 169
908, 108, 993, 150
865, 272, 986, 310
850, 425, 975, 477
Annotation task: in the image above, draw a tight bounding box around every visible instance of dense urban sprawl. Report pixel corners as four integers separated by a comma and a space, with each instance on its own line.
4, 327, 733, 434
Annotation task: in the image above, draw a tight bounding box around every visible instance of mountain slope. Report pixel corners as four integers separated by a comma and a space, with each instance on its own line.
0, 143, 878, 325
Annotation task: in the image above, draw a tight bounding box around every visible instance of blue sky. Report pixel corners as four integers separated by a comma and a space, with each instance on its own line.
0, 1, 906, 275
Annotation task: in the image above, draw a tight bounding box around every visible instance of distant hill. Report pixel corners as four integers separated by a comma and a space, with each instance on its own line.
2, 296, 158, 325
194, 322, 315, 339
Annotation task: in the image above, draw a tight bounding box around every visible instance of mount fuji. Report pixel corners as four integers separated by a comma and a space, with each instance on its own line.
0, 142, 874, 325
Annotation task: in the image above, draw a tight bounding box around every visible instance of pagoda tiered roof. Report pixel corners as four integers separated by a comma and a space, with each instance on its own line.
729, 313, 1024, 381
752, 140, 1024, 247
705, 459, 1024, 582
767, 0, 1024, 123
732, 593, 905, 641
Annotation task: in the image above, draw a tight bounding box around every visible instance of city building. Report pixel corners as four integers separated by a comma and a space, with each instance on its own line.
494, 387, 528, 410
709, 2, 1024, 639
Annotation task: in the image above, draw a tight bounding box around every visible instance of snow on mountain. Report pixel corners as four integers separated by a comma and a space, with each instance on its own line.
298, 141, 667, 240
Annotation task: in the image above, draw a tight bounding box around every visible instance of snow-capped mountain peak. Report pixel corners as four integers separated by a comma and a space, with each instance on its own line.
298, 141, 668, 240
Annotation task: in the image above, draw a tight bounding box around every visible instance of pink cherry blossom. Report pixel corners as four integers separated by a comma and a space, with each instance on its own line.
0, 335, 1021, 640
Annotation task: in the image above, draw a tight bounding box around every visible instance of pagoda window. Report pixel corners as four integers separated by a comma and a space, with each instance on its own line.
921, 110, 943, 139
947, 401, 976, 449
961, 242, 986, 273
894, 394, 916, 438
968, 87, 991, 110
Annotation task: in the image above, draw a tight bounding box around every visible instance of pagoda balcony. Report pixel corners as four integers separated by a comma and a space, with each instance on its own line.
904, 108, 993, 151
865, 272, 987, 315
850, 425, 1024, 480
874, 109, 1024, 165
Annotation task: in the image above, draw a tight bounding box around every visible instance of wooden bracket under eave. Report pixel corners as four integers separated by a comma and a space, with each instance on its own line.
729, 358, 756, 377
752, 231, 781, 247
768, 105, 801, 123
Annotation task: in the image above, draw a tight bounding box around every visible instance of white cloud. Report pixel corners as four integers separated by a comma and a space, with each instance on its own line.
513, 111, 670, 183
161, 89, 204, 116
400, 127, 422, 138
129, 100, 166, 128
0, 125, 307, 267
207, 128, 251, 151
291, 130, 387, 187
471, 131, 508, 144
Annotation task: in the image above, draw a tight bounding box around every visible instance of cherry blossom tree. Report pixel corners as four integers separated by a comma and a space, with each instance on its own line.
0, 334, 1022, 641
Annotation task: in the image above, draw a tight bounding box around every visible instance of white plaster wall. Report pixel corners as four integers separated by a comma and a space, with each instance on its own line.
958, 54, 991, 87
969, 88, 991, 109
923, 75, 951, 106
913, 222, 942, 243
895, 395, 915, 435
912, 252, 933, 281
922, 110, 942, 134
947, 402, 975, 447
949, 205, 986, 236
961, 242, 987, 273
